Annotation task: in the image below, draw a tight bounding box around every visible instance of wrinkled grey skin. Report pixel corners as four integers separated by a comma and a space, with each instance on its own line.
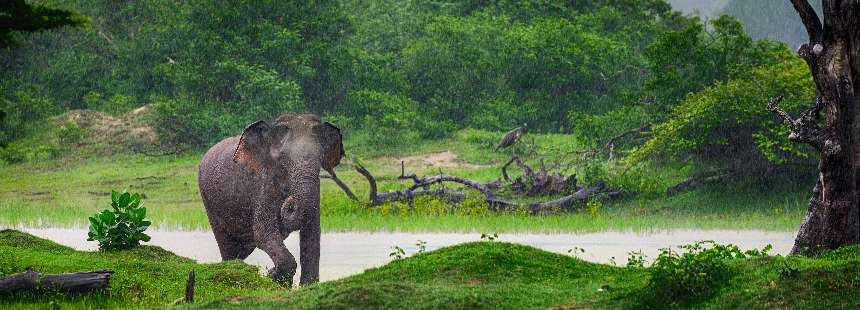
198, 113, 343, 286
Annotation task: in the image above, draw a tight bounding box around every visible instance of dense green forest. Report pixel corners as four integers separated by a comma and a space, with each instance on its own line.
0, 0, 817, 182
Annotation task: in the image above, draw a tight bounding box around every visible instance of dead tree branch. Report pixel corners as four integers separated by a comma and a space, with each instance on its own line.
350, 161, 619, 214
501, 155, 577, 196
767, 94, 824, 151
0, 269, 113, 295
354, 163, 380, 204
603, 124, 651, 161
666, 170, 733, 196
324, 170, 358, 201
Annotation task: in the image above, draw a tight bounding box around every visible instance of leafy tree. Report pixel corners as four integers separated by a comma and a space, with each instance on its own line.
0, 0, 695, 151
630, 47, 816, 175
0, 0, 87, 47
643, 15, 780, 117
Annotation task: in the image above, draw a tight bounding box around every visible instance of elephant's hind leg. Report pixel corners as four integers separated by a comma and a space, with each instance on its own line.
209, 215, 255, 260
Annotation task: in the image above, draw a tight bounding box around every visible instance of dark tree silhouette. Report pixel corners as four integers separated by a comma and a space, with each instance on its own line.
769, 0, 860, 254
0, 0, 86, 47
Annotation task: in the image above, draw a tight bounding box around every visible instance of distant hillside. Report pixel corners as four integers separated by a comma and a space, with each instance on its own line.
666, 0, 729, 18
668, 0, 822, 49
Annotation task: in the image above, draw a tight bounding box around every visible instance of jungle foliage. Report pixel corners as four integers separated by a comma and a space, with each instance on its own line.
0, 0, 817, 181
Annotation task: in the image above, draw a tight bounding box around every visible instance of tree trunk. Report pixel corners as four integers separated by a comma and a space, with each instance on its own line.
779, 0, 860, 255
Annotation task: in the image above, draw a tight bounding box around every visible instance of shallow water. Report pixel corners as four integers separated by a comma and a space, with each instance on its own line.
15, 228, 794, 283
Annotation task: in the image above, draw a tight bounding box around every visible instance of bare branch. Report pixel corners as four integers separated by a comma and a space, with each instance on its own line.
353, 163, 379, 204
349, 158, 621, 215
324, 170, 358, 201
603, 124, 651, 160
767, 94, 824, 150
407, 175, 496, 200
790, 0, 823, 44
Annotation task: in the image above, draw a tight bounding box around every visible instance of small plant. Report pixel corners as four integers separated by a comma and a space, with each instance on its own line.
416, 240, 427, 253
778, 260, 798, 278
644, 241, 771, 304
586, 198, 602, 217
389, 245, 406, 259
56, 120, 85, 144
626, 250, 648, 268
480, 233, 499, 241
87, 190, 151, 251
567, 246, 586, 258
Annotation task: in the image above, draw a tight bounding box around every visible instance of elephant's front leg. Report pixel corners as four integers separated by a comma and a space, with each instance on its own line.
299, 215, 321, 285
254, 198, 298, 285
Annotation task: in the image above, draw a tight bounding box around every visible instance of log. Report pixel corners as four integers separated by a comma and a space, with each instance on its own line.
0, 269, 113, 294
665, 170, 731, 196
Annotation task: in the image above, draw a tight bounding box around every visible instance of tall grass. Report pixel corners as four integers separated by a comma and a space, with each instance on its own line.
0, 131, 810, 232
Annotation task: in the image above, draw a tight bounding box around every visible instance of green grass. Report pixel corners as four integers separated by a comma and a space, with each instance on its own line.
3, 230, 857, 309
0, 130, 811, 232
0, 229, 280, 309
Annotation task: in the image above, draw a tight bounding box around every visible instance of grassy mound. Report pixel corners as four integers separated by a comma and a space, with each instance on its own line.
0, 229, 279, 308
196, 241, 645, 309
197, 243, 860, 310
2, 230, 858, 309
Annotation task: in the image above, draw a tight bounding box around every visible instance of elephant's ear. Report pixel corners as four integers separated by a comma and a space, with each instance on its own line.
233, 120, 272, 174
316, 121, 344, 173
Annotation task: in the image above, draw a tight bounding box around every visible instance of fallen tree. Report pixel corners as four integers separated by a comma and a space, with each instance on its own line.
665, 169, 734, 196
0, 269, 113, 295
501, 156, 578, 196
337, 159, 622, 214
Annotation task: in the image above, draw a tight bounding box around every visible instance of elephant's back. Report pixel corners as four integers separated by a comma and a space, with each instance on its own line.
198, 137, 256, 230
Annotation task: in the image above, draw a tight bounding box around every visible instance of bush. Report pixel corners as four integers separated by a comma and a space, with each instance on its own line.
56, 120, 85, 144
87, 190, 152, 251
644, 241, 771, 305
344, 89, 453, 147
0, 134, 61, 165
455, 128, 499, 149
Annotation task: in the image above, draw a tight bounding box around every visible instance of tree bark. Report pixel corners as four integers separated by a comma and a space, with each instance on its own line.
779, 0, 860, 255
0, 269, 113, 294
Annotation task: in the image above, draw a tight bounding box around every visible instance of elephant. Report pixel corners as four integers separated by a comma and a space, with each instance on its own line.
198, 112, 343, 286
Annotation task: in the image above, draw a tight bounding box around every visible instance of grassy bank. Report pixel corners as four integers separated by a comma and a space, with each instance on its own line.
2, 230, 857, 309
0, 131, 811, 232
0, 230, 279, 308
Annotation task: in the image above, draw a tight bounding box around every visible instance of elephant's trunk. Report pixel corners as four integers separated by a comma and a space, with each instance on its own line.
284, 145, 323, 284
280, 144, 322, 232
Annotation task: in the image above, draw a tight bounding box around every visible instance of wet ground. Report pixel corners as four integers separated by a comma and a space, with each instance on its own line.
16, 228, 794, 283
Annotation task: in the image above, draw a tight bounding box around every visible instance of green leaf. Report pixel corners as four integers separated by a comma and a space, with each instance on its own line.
99, 210, 116, 224
129, 193, 141, 208
118, 191, 131, 208
92, 190, 151, 250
